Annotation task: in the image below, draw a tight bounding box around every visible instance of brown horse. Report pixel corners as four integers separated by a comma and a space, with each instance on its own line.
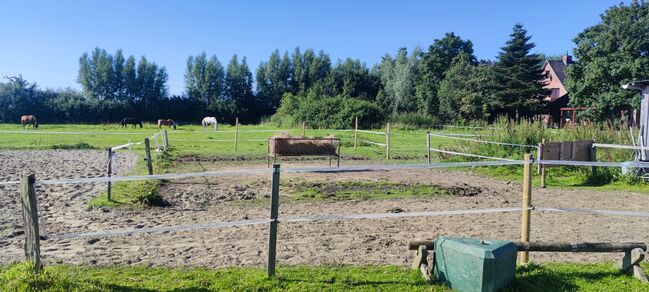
157, 119, 176, 129
21, 115, 38, 129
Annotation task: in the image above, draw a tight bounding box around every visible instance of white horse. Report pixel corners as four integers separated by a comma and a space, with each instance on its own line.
202, 117, 218, 130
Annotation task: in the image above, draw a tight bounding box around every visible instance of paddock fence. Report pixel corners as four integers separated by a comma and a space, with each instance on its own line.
7, 156, 649, 278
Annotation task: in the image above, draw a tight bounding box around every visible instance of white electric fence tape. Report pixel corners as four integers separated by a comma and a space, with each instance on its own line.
592, 143, 649, 151
47, 207, 527, 240
360, 140, 387, 147
357, 130, 386, 135
429, 133, 538, 149
428, 147, 519, 162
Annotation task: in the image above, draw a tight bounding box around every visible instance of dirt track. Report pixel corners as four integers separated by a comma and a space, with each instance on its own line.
1, 150, 648, 267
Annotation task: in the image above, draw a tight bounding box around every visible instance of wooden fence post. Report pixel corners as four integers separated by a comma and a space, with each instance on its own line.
386, 123, 391, 160
144, 138, 153, 175
426, 131, 431, 165
20, 173, 41, 271
234, 117, 239, 151
107, 148, 112, 201
354, 117, 358, 150
591, 144, 597, 175
518, 153, 533, 265
539, 138, 546, 188
267, 164, 281, 277
163, 130, 169, 150
302, 122, 306, 137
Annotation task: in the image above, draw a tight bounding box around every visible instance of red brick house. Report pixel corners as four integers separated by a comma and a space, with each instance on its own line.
541, 55, 574, 126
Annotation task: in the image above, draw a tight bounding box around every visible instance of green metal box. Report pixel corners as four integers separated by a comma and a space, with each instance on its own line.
434, 237, 516, 292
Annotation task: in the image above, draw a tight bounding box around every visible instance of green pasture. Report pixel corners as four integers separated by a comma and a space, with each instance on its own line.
2, 262, 648, 291
0, 123, 481, 161
3, 123, 649, 200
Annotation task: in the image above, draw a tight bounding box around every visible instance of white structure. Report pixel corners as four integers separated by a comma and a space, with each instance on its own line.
623, 80, 649, 161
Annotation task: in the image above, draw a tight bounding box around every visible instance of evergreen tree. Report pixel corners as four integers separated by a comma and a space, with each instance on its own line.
492, 23, 547, 119
566, 1, 649, 121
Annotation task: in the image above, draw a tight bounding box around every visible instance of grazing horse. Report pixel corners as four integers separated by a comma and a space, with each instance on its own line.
157, 119, 177, 129
201, 117, 218, 130
119, 117, 143, 128
21, 115, 38, 129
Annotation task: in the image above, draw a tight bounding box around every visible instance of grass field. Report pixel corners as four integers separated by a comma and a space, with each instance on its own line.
3, 123, 649, 290
0, 123, 472, 160
2, 262, 648, 291
3, 122, 649, 201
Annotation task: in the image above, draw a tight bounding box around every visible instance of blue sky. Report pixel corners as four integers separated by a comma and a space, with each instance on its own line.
0, 0, 622, 94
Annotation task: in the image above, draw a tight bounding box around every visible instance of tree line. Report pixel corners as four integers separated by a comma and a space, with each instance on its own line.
0, 1, 646, 126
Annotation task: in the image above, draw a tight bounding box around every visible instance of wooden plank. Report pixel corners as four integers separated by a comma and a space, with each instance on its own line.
572, 140, 594, 161
267, 164, 281, 277
409, 241, 647, 253
20, 173, 41, 271
412, 245, 428, 269
619, 248, 645, 270
632, 265, 649, 283
518, 154, 533, 265
516, 242, 646, 252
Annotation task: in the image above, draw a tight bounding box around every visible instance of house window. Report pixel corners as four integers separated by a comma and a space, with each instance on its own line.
550, 88, 560, 100
546, 70, 552, 81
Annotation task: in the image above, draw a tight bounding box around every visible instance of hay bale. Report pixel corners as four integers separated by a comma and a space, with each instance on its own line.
269, 133, 338, 156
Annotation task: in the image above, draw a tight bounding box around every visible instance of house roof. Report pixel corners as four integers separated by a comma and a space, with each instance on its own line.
547, 60, 568, 85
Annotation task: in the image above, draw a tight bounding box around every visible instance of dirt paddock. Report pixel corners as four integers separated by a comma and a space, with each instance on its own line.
1, 150, 648, 267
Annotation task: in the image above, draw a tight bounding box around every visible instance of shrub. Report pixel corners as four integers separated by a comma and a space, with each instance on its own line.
272, 94, 386, 129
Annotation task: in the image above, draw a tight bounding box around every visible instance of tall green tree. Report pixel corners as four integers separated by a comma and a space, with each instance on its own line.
330, 58, 379, 99
123, 56, 138, 100
225, 55, 255, 121
256, 49, 291, 115
438, 55, 496, 122
185, 52, 225, 105
77, 48, 167, 105
113, 50, 125, 99
78, 48, 115, 100
566, 1, 649, 121
492, 23, 547, 119
377, 47, 419, 113
416, 33, 476, 115
0, 75, 39, 121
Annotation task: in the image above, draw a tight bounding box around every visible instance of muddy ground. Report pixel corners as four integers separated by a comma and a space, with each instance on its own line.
1, 150, 648, 268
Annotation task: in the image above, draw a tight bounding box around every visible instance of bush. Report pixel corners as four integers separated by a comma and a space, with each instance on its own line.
272, 94, 386, 129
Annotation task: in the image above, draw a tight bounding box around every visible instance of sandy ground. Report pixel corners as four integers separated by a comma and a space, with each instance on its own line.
1, 151, 649, 268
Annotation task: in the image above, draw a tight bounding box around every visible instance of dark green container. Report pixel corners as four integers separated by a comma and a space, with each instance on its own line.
434, 237, 516, 292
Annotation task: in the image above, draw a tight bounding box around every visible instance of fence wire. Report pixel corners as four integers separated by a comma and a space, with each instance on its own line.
43, 205, 649, 241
